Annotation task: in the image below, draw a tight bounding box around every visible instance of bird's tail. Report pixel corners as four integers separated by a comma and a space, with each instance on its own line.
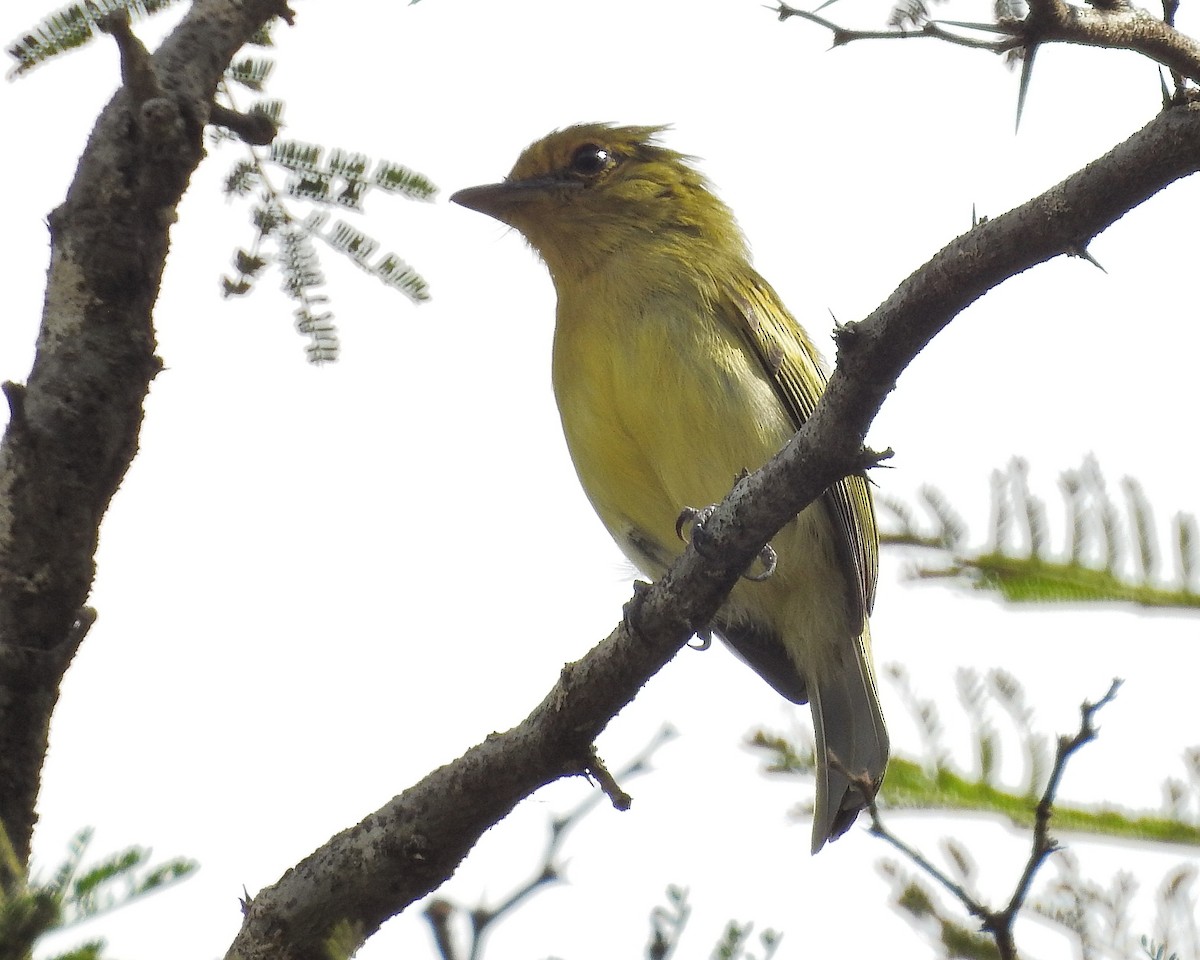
809, 622, 889, 854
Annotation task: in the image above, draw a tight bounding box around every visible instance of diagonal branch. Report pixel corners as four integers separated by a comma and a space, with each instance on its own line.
226, 101, 1200, 960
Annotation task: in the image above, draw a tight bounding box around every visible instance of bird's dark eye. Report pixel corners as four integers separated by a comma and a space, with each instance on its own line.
569, 143, 612, 177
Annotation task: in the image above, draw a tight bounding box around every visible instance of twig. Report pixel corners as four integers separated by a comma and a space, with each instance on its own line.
987, 679, 1124, 945
419, 726, 677, 960
774, 3, 1019, 51
423, 899, 458, 960
586, 747, 633, 811
774, 0, 1200, 85
867, 679, 1123, 960
867, 804, 992, 923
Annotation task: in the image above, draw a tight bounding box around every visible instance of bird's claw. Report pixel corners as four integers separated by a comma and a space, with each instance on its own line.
687, 627, 713, 651
743, 542, 778, 582
672, 506, 715, 559
677, 504, 778, 580
675, 504, 712, 542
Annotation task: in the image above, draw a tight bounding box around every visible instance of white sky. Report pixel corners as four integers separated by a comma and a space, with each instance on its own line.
3, 0, 1200, 957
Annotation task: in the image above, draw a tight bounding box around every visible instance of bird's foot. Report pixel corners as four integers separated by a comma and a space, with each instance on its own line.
676, 504, 778, 582
744, 542, 778, 581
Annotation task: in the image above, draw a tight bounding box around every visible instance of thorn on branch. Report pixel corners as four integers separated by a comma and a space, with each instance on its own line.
832, 318, 863, 352
1159, 66, 1175, 108
209, 102, 278, 146
1066, 242, 1107, 273
1015, 44, 1037, 133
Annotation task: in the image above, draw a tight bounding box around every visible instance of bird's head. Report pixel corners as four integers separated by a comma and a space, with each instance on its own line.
450, 123, 746, 282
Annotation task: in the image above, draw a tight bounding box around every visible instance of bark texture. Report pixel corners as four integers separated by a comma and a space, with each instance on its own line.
0, 0, 289, 883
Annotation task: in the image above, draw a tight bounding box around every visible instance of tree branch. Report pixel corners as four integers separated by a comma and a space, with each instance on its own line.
0, 0, 289, 876
776, 0, 1200, 84
225, 101, 1200, 960
1023, 0, 1200, 84
866, 680, 1122, 959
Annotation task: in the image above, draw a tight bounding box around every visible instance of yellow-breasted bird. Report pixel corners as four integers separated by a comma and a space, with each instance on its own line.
451, 123, 887, 853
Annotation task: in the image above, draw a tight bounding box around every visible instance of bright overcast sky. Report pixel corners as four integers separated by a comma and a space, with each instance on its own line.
4, 0, 1200, 958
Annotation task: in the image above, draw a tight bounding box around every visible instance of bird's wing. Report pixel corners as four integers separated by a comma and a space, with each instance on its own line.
716, 272, 878, 620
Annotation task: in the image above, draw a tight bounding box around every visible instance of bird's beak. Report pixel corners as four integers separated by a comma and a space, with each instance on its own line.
450, 177, 579, 224
449, 181, 518, 219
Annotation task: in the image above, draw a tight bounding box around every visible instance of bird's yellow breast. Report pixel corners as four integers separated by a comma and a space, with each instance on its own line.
550, 264, 854, 663
553, 272, 785, 545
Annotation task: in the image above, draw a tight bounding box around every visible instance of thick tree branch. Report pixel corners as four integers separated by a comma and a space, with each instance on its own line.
226, 101, 1200, 960
1023, 0, 1200, 83
0, 0, 288, 876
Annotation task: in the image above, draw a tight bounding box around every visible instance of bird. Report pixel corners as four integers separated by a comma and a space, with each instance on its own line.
450, 123, 887, 853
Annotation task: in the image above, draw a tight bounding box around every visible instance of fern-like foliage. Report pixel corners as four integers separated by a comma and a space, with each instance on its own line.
9, 8, 433, 363
302, 213, 430, 304
271, 140, 437, 209
0, 823, 195, 960
1144, 936, 1184, 960
245, 21, 276, 48
1031, 854, 1199, 960
276, 217, 338, 363
880, 456, 1200, 609
5, 0, 181, 78
710, 921, 782, 960
751, 667, 1200, 846
226, 55, 274, 92
995, 0, 1029, 21
215, 72, 436, 362
1031, 853, 1140, 959
647, 885, 691, 960
877, 860, 1003, 959
643, 883, 778, 960
753, 673, 1200, 958
888, 0, 931, 29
